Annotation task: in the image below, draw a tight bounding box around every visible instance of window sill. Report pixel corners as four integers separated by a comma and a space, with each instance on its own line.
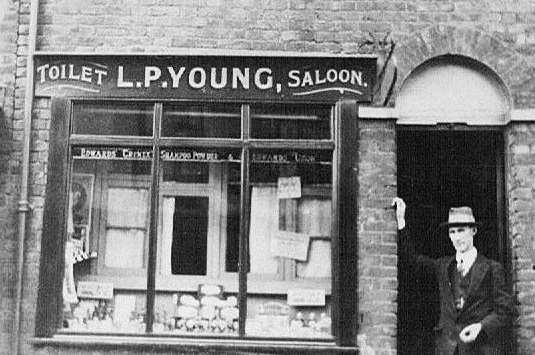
31, 335, 357, 354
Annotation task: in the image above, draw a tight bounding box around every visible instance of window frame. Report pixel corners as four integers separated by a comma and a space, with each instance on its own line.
98, 173, 152, 276
36, 98, 359, 347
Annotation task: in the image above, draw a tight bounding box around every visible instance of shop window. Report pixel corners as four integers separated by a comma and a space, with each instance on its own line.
251, 104, 331, 139
104, 187, 149, 269
72, 102, 154, 136
162, 103, 241, 138
39, 100, 357, 344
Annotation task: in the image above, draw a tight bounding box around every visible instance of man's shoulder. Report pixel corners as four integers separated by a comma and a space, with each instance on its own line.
474, 253, 498, 264
477, 254, 505, 270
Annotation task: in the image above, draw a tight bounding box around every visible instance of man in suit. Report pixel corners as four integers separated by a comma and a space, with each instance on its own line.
392, 197, 515, 355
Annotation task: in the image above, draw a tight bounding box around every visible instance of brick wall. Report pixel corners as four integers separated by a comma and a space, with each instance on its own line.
506, 123, 535, 354
3, 1, 535, 355
392, 25, 535, 109
33, 0, 535, 108
34, 0, 535, 56
0, 0, 22, 354
357, 119, 398, 355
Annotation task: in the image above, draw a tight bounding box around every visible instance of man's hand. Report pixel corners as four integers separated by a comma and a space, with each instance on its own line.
459, 323, 482, 343
392, 197, 406, 230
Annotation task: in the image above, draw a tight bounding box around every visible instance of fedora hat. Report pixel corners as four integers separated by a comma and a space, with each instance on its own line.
439, 206, 481, 228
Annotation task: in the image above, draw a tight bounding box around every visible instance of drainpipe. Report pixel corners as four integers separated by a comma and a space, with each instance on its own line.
14, 0, 39, 354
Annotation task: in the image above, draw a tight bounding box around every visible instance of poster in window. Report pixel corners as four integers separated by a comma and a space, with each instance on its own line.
71, 173, 94, 253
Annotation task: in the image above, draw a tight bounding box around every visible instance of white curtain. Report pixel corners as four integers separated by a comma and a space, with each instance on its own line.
249, 187, 332, 278
104, 187, 148, 269
105, 229, 145, 268
296, 240, 331, 278
296, 197, 331, 279
160, 197, 175, 275
63, 192, 78, 304
249, 187, 279, 275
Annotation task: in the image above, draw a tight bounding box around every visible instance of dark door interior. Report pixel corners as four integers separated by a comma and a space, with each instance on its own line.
171, 196, 209, 275
396, 129, 506, 355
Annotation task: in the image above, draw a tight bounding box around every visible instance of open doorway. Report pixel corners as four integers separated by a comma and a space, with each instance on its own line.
396, 128, 507, 355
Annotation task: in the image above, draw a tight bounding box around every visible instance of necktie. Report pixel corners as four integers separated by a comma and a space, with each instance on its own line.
457, 258, 465, 276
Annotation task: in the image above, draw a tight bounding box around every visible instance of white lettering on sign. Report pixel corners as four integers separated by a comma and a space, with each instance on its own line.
168, 66, 186, 88
77, 281, 114, 299
189, 67, 206, 88
271, 230, 310, 261
36, 63, 108, 87
121, 148, 153, 160
277, 176, 301, 199
116, 66, 273, 91
254, 67, 273, 89
288, 69, 363, 87
117, 65, 134, 88
251, 152, 317, 163
287, 288, 326, 306
232, 67, 249, 89
210, 67, 227, 89
160, 150, 225, 161
35, 58, 373, 99
75, 148, 153, 160
79, 148, 117, 159
144, 66, 162, 87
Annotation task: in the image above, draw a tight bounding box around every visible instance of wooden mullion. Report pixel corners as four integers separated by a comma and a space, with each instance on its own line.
238, 147, 250, 337
332, 100, 358, 346
238, 104, 250, 337
159, 137, 243, 148
145, 103, 162, 333
69, 135, 154, 146
495, 131, 508, 269
36, 98, 71, 337
248, 139, 334, 150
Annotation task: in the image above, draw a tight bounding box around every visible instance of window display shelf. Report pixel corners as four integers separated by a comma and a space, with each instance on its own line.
77, 274, 331, 294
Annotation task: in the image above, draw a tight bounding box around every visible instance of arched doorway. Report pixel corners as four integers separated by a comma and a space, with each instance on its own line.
395, 55, 512, 355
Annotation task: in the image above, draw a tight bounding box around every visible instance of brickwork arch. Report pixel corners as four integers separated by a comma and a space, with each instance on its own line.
396, 54, 511, 124
388, 25, 535, 109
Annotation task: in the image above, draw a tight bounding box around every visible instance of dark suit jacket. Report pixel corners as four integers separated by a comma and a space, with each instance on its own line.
399, 228, 515, 355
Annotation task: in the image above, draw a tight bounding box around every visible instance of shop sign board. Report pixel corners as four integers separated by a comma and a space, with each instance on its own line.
287, 288, 326, 306
271, 231, 310, 261
34, 55, 376, 102
277, 176, 302, 199
72, 147, 240, 162
71, 147, 330, 164
77, 281, 114, 299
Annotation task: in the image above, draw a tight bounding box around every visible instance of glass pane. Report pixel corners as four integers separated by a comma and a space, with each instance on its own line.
104, 229, 145, 268
73, 102, 154, 136
153, 148, 241, 335
162, 162, 209, 183
62, 147, 152, 333
162, 103, 241, 138
246, 149, 333, 339
251, 104, 331, 139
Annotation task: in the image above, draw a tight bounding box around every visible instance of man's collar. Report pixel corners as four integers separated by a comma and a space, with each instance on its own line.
456, 247, 478, 267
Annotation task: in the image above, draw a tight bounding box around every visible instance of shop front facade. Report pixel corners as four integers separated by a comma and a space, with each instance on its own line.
2, 1, 535, 355
33, 54, 374, 355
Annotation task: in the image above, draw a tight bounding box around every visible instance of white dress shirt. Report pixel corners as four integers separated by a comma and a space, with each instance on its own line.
456, 247, 477, 277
